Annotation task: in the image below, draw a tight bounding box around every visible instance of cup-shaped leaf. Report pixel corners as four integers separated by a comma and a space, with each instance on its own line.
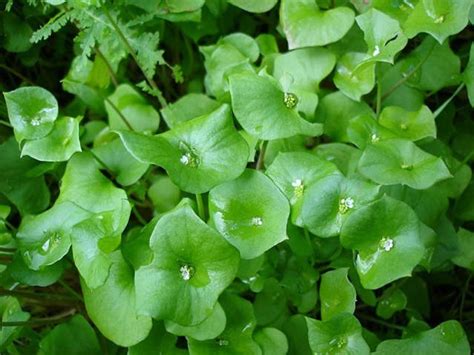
209, 169, 290, 259
347, 114, 398, 149
81, 251, 152, 347
229, 72, 323, 139
358, 139, 451, 189
4, 86, 58, 142
280, 0, 355, 49
379, 105, 436, 141
254, 328, 289, 355
306, 313, 370, 355
376, 288, 407, 319
340, 196, 425, 289
118, 105, 249, 193
320, 268, 357, 321
301, 175, 380, 238
135, 203, 240, 326
228, 0, 278, 13
266, 152, 341, 226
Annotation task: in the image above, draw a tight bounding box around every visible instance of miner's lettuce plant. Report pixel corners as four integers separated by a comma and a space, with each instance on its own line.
0, 0, 474, 354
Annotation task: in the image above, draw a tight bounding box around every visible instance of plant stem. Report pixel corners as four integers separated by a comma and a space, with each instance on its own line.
357, 314, 405, 331
433, 83, 465, 119
460, 273, 472, 322
0, 247, 16, 253
256, 140, 268, 170
102, 5, 167, 108
0, 64, 35, 86
1, 308, 76, 327
0, 289, 75, 302
0, 120, 13, 128
104, 97, 134, 131
196, 194, 206, 220
375, 64, 382, 118
58, 280, 83, 302
132, 205, 147, 225
94, 46, 118, 87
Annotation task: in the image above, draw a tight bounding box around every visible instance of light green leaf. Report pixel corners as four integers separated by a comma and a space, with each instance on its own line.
266, 152, 340, 226
229, 72, 323, 139
118, 105, 249, 194
358, 139, 451, 189
334, 52, 376, 101
8, 255, 66, 287
0, 296, 30, 348
81, 251, 152, 347
105, 84, 160, 133
463, 43, 474, 107
404, 0, 472, 44
376, 288, 407, 319
147, 176, 181, 213
282, 315, 312, 355
4, 86, 58, 142
128, 322, 187, 355
228, 0, 278, 13
165, 302, 226, 341
21, 116, 81, 162
452, 228, 474, 271
280, 0, 355, 49
38, 315, 101, 355
301, 175, 380, 238
306, 313, 370, 355
209, 169, 290, 259
320, 268, 357, 321
374, 320, 470, 354
347, 114, 398, 150
378, 105, 436, 141
340, 196, 425, 289
135, 203, 239, 325
254, 327, 288, 355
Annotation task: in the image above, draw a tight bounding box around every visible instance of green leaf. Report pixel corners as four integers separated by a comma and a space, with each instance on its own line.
38, 315, 101, 355
334, 52, 376, 101
378, 105, 436, 141
135, 203, 239, 325
280, 0, 355, 49
147, 176, 181, 213
404, 0, 473, 44
8, 255, 66, 287
340, 196, 425, 289
358, 139, 452, 189
81, 251, 152, 347
2, 13, 33, 53
374, 320, 470, 354
254, 327, 289, 355
451, 228, 474, 271
355, 8, 408, 65
463, 43, 474, 107
187, 293, 262, 355
229, 72, 323, 139
165, 302, 226, 340
160, 93, 221, 129
265, 152, 340, 226
282, 315, 312, 355
105, 84, 160, 133
209, 169, 290, 259
301, 175, 380, 238
21, 116, 82, 162
0, 296, 30, 348
376, 288, 407, 319
347, 114, 398, 149
320, 268, 357, 321
4, 86, 58, 142
118, 105, 249, 193
306, 313, 370, 355
228, 0, 278, 13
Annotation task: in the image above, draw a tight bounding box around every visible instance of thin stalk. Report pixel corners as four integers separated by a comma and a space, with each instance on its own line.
375, 64, 382, 118
102, 5, 167, 108
460, 273, 472, 322
256, 140, 268, 171
94, 46, 118, 87
0, 64, 35, 85
104, 97, 134, 131
4, 220, 17, 232
57, 280, 83, 302
1, 308, 76, 328
0, 120, 13, 128
0, 247, 15, 253
433, 83, 465, 119
357, 314, 405, 331
0, 289, 75, 301
196, 194, 206, 220
132, 205, 147, 225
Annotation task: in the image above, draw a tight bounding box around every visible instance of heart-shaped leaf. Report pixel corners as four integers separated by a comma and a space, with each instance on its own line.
340, 196, 425, 289
358, 139, 451, 189
320, 268, 356, 321
334, 52, 376, 101
118, 105, 249, 193
229, 72, 323, 139
347, 114, 398, 149
228, 0, 278, 13
280, 0, 355, 49
209, 169, 290, 259
4, 86, 58, 142
254, 328, 289, 355
135, 203, 240, 325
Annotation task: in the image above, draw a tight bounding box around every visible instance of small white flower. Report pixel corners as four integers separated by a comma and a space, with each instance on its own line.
379, 237, 394, 252
41, 239, 50, 252
339, 197, 355, 214
180, 153, 191, 165
251, 217, 263, 226
180, 265, 194, 281
31, 118, 41, 126
291, 179, 303, 188
372, 45, 380, 57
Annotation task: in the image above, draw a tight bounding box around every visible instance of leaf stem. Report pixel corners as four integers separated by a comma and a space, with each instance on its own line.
132, 205, 147, 225
0, 247, 16, 253
256, 140, 268, 170
0, 120, 13, 128
433, 83, 465, 119
0, 64, 35, 86
375, 64, 382, 118
104, 97, 134, 131
102, 5, 167, 108
57, 280, 83, 302
460, 273, 472, 322
0, 308, 76, 328
357, 313, 405, 331
196, 194, 206, 220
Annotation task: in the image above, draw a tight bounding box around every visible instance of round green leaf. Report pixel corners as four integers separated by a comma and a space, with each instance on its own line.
340, 196, 425, 289
209, 169, 290, 259
135, 203, 239, 325
451, 228, 474, 271
4, 86, 58, 142
21, 116, 82, 162
254, 327, 288, 355
8, 255, 66, 287
374, 320, 470, 354
118, 105, 249, 194
2, 13, 33, 53
227, 0, 278, 13
320, 268, 357, 321
280, 0, 355, 49
301, 175, 380, 238
306, 313, 370, 355
379, 105, 436, 141
265, 152, 340, 226
358, 139, 452, 190
464, 43, 474, 107
376, 288, 408, 320
0, 296, 30, 348
229, 72, 323, 140
81, 251, 152, 347
347, 114, 398, 150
